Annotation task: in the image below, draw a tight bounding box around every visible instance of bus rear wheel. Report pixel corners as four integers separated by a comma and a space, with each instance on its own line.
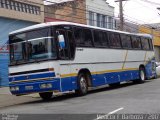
134, 67, 146, 83
75, 73, 88, 96
39, 92, 53, 100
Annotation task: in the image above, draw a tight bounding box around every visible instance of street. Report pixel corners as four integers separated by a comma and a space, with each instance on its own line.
0, 78, 160, 115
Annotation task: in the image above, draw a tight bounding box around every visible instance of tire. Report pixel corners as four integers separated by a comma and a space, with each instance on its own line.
39, 92, 53, 100
134, 67, 146, 83
109, 82, 120, 88
75, 73, 88, 96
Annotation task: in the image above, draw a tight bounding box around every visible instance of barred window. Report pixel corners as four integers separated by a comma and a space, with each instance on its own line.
0, 0, 41, 15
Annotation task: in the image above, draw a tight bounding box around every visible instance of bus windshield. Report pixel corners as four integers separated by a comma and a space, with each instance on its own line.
9, 28, 57, 65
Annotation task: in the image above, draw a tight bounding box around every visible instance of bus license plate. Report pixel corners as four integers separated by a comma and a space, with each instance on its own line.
25, 86, 33, 90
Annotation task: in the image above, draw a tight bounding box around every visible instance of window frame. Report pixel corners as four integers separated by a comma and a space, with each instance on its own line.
93, 30, 109, 48
108, 32, 122, 48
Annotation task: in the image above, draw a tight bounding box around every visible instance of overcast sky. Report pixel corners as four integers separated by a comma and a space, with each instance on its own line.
107, 0, 160, 24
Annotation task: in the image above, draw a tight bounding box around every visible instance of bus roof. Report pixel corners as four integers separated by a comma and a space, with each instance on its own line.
9, 21, 152, 38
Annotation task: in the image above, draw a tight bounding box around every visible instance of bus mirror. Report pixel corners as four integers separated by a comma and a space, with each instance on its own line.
58, 35, 65, 49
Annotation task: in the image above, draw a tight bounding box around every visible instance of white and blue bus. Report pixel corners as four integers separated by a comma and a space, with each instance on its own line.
9, 22, 156, 100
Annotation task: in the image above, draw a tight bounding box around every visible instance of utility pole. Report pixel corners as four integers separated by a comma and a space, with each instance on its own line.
115, 0, 128, 31
119, 0, 123, 31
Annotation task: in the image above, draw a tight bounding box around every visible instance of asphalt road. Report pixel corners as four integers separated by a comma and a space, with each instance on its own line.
0, 78, 160, 119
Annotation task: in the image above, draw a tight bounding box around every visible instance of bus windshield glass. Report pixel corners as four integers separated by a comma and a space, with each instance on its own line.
9, 28, 57, 64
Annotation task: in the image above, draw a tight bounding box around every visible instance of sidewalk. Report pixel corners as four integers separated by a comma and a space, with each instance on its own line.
0, 87, 39, 109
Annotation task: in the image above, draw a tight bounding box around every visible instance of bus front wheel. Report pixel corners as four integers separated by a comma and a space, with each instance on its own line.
39, 92, 53, 100
75, 73, 88, 96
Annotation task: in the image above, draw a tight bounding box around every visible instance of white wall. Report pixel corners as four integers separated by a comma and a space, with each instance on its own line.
86, 0, 115, 29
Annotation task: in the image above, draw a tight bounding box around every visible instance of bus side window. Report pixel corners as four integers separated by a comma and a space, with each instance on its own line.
120, 34, 132, 49
83, 28, 93, 47
148, 39, 153, 50
56, 29, 69, 59
141, 37, 150, 50
74, 27, 83, 46
67, 30, 75, 59
108, 33, 121, 48
131, 36, 142, 49
94, 30, 108, 47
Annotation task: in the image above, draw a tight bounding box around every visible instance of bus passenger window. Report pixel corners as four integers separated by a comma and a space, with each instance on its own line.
67, 31, 75, 59
141, 38, 150, 50
148, 39, 153, 50
132, 36, 141, 49
120, 34, 132, 49
74, 27, 83, 46
109, 33, 121, 48
83, 29, 93, 47
94, 30, 108, 47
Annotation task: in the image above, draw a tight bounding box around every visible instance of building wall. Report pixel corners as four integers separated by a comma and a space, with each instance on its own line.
44, 0, 86, 24
0, 17, 36, 86
86, 0, 115, 29
139, 26, 160, 62
0, 0, 44, 23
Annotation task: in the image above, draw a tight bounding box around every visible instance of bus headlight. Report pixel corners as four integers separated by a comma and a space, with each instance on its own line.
10, 86, 19, 91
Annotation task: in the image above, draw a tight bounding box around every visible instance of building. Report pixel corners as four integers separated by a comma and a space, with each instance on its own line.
44, 0, 86, 24
0, 0, 44, 86
139, 25, 160, 62
86, 0, 115, 29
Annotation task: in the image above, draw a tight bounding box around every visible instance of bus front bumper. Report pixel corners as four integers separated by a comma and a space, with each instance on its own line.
9, 79, 61, 95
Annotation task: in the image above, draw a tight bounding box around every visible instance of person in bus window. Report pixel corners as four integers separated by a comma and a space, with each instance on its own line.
38, 42, 45, 54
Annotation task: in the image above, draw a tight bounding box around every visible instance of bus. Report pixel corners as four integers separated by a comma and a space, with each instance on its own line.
9, 22, 156, 100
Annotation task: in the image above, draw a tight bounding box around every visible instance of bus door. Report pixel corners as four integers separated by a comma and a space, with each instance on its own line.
56, 26, 76, 91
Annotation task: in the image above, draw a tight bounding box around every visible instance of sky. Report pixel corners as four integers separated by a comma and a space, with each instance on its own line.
107, 0, 160, 24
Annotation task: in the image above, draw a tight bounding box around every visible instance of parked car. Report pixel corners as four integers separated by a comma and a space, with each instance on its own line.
156, 62, 160, 76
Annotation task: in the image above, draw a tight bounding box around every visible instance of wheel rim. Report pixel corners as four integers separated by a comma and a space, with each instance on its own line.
80, 76, 87, 93
140, 70, 145, 81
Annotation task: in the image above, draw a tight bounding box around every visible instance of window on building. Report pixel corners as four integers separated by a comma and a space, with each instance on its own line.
6, 0, 10, 9
1, 0, 5, 8
108, 32, 121, 48
26, 4, 29, 13
102, 15, 106, 28
108, 16, 113, 29
89, 11, 94, 26
18, 3, 22, 12
0, 0, 2, 8
94, 30, 108, 47
97, 13, 101, 27
22, 4, 26, 12
120, 34, 132, 49
0, 0, 40, 15
141, 38, 150, 50
10, 1, 14, 10
131, 36, 142, 49
14, 2, 18, 11
35, 7, 40, 15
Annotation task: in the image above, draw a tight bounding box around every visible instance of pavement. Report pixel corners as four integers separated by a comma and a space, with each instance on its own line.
0, 87, 39, 108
